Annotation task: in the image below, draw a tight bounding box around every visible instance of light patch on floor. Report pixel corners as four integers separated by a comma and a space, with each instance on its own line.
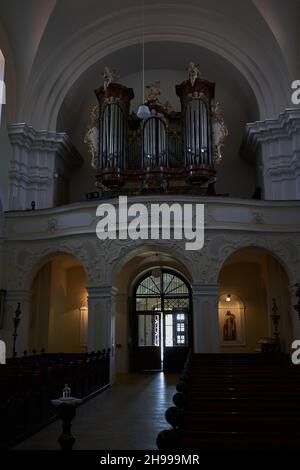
14, 373, 178, 450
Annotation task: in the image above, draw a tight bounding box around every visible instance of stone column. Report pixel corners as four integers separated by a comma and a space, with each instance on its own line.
241, 108, 300, 200
115, 292, 129, 373
5, 290, 31, 357
87, 286, 117, 381
192, 283, 220, 353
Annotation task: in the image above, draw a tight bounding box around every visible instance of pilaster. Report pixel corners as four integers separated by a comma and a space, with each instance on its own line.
241, 108, 300, 200
192, 283, 220, 353
8, 123, 83, 210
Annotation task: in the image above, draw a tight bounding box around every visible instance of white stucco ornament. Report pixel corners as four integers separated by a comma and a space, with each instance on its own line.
84, 105, 99, 169
211, 100, 228, 164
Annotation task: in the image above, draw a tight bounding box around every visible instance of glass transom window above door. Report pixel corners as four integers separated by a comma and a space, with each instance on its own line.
133, 270, 192, 372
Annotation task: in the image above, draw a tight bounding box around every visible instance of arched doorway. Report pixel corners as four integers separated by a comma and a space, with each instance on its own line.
131, 269, 192, 372
30, 253, 88, 354
218, 247, 293, 353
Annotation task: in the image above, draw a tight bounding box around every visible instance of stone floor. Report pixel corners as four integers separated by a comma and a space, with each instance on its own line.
14, 372, 178, 450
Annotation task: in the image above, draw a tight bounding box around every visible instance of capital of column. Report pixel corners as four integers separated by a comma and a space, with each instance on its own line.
241, 108, 300, 161
5, 289, 31, 304
8, 123, 82, 165
192, 283, 219, 297
87, 285, 117, 299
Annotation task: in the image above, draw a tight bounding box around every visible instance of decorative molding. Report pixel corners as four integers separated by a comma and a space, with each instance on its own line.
252, 211, 265, 225
8, 123, 83, 166
5, 197, 300, 242
2, 198, 300, 291
192, 284, 219, 296
5, 290, 31, 303
3, 231, 300, 293
87, 286, 116, 299
47, 218, 58, 232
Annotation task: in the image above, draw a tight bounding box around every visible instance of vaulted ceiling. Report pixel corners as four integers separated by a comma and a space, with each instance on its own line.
0, 0, 299, 126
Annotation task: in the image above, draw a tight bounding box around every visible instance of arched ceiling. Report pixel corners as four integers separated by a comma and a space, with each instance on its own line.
0, 0, 299, 128
57, 40, 258, 135
253, 0, 300, 78
55, 40, 260, 201
0, 0, 56, 117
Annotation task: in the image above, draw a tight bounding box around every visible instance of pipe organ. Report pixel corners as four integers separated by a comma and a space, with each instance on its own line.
175, 74, 215, 183
86, 64, 227, 195
94, 83, 134, 187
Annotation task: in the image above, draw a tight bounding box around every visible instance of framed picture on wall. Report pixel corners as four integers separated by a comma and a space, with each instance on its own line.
0, 289, 6, 330
218, 294, 246, 346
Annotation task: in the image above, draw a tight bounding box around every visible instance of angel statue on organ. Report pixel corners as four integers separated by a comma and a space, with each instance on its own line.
102, 66, 119, 91
145, 81, 161, 105
187, 62, 202, 86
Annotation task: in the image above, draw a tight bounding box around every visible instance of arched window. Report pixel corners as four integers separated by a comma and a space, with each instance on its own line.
0, 50, 5, 125
133, 269, 192, 372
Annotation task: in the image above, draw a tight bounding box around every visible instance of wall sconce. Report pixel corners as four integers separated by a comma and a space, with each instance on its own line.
226, 294, 231, 302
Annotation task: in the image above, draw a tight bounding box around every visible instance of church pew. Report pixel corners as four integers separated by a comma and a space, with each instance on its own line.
157, 352, 300, 450
0, 350, 110, 450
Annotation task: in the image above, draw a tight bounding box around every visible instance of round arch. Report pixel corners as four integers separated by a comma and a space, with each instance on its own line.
132, 267, 192, 299
28, 252, 88, 355
20, 4, 290, 130
212, 237, 297, 287
24, 250, 89, 292
217, 246, 294, 353
113, 245, 193, 373
113, 244, 193, 293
